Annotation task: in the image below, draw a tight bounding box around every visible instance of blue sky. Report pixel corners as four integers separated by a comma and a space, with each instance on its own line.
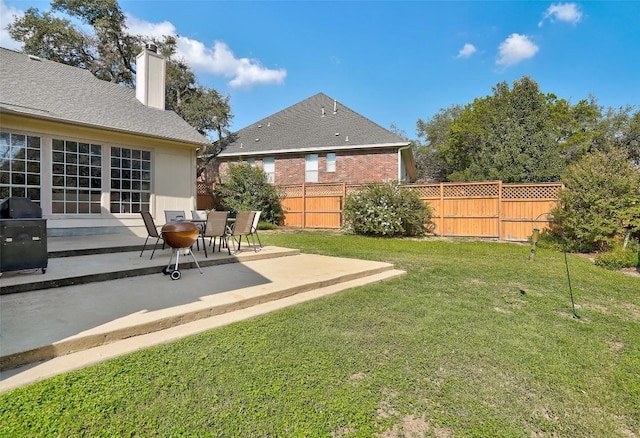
1, 1, 638, 140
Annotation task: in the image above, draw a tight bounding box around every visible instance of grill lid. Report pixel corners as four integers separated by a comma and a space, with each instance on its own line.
0, 197, 43, 219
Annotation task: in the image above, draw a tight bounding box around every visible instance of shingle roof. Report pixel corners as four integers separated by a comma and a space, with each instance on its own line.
0, 47, 210, 146
218, 92, 408, 157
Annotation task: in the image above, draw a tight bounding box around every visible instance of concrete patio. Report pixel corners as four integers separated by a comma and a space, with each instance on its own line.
0, 234, 404, 393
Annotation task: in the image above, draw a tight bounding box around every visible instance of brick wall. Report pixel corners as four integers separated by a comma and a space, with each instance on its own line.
329, 149, 398, 184
210, 148, 399, 185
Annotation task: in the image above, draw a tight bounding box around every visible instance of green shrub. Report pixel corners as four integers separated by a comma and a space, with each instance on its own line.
257, 221, 277, 231
342, 181, 433, 237
551, 149, 640, 252
214, 162, 284, 224
535, 229, 566, 251
594, 243, 639, 270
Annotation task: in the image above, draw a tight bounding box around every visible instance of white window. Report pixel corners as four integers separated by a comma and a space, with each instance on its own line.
0, 131, 41, 203
263, 157, 275, 183
326, 153, 336, 172
247, 158, 255, 167
52, 138, 102, 214
305, 154, 318, 183
109, 147, 151, 214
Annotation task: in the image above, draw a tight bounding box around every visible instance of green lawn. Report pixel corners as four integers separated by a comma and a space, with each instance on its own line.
1, 231, 639, 437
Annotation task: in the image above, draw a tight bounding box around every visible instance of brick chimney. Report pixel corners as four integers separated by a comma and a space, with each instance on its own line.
136, 43, 166, 110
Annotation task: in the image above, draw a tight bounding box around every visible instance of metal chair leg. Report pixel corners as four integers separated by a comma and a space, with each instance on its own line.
201, 233, 208, 258
150, 237, 161, 260
140, 236, 150, 257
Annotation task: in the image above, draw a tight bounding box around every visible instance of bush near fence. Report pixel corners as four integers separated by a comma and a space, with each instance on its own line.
197, 180, 562, 241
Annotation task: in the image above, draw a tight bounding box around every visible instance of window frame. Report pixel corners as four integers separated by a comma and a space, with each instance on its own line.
326, 152, 336, 172
305, 154, 319, 183
109, 146, 152, 214
263, 157, 275, 183
0, 131, 42, 203
51, 138, 102, 214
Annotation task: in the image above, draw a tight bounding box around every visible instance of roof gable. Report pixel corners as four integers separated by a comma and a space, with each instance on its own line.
0, 47, 210, 146
219, 92, 408, 156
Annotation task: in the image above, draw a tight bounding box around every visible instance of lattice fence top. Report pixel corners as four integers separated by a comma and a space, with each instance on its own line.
196, 182, 211, 195
401, 182, 562, 199
281, 185, 303, 198
502, 184, 562, 200
442, 183, 500, 198
305, 184, 345, 196
247, 181, 564, 200
345, 185, 362, 195
402, 185, 440, 198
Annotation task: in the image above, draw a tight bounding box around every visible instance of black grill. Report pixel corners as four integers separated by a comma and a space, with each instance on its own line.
0, 197, 43, 219
0, 197, 48, 274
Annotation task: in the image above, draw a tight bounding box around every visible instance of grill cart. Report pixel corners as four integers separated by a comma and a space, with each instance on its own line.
0, 197, 48, 274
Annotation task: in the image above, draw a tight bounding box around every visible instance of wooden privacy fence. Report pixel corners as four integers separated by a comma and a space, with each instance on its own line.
196, 181, 214, 211
278, 181, 562, 241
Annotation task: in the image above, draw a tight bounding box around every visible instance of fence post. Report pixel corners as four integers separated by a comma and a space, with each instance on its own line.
302, 183, 306, 229
341, 182, 346, 227
439, 182, 444, 235
498, 180, 503, 240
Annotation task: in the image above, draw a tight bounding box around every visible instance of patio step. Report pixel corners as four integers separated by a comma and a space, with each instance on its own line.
0, 252, 404, 382
0, 245, 300, 295
0, 267, 405, 393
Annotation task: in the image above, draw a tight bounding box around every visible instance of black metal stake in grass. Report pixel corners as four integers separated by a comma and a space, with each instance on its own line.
563, 246, 580, 319
530, 212, 580, 319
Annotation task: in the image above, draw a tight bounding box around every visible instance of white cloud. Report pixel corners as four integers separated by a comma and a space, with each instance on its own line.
127, 16, 287, 87
538, 3, 583, 27
0, 0, 24, 50
0, 5, 285, 89
456, 43, 477, 58
125, 14, 286, 88
178, 39, 286, 88
496, 33, 539, 67
125, 14, 177, 39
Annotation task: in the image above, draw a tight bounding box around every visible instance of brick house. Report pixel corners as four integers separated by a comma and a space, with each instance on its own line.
206, 93, 416, 185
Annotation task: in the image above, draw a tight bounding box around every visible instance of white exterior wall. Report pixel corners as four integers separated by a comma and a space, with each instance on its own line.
153, 146, 198, 225
2, 114, 198, 237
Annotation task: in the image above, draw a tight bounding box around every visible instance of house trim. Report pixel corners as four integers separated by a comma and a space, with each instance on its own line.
217, 141, 410, 158
0, 107, 207, 149
398, 145, 416, 181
